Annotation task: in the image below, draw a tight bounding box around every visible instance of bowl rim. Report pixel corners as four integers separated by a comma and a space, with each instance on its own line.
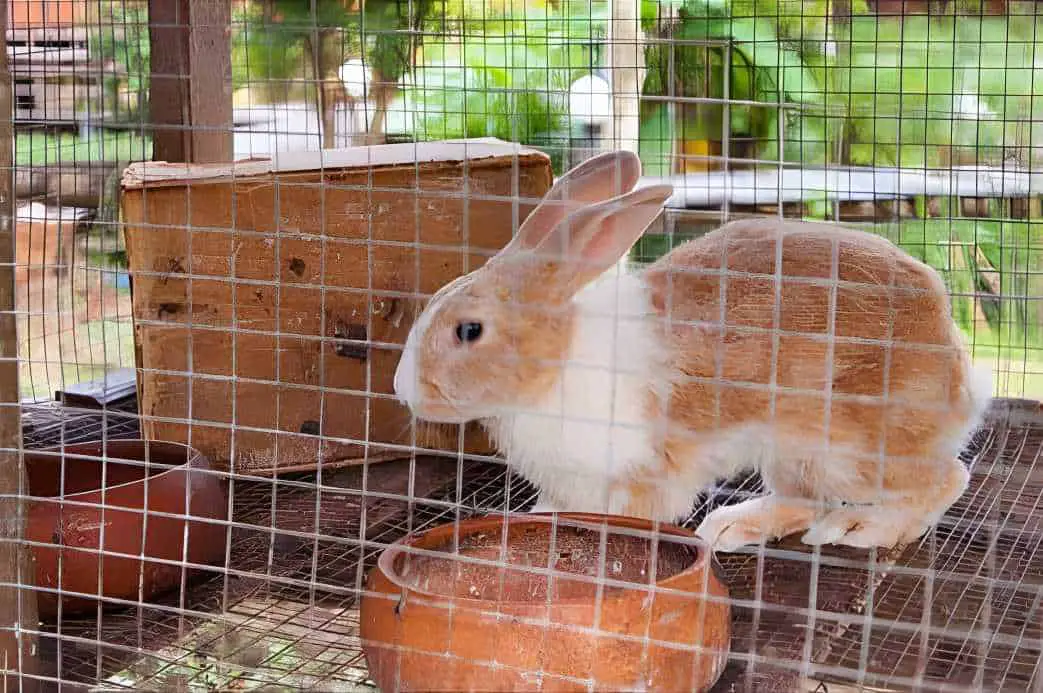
24, 439, 211, 500
374, 512, 718, 607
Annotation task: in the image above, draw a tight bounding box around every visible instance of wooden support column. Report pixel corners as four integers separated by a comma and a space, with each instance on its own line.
0, 5, 39, 690
607, 0, 645, 154
149, 0, 233, 163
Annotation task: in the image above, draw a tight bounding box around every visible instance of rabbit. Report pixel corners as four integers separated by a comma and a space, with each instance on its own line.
393, 150, 991, 551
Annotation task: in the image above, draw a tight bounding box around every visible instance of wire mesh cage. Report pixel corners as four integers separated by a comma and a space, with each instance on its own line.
0, 0, 1041, 691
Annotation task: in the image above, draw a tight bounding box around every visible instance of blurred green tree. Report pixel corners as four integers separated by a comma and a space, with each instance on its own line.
236, 0, 446, 146
236, 0, 358, 147
88, 0, 150, 121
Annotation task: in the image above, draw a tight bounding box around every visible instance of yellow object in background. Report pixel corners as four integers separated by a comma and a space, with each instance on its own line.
681, 139, 722, 172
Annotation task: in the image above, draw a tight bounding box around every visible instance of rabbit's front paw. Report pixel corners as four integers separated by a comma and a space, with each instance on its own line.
529, 495, 561, 514
801, 507, 928, 549
697, 496, 818, 553
697, 510, 769, 552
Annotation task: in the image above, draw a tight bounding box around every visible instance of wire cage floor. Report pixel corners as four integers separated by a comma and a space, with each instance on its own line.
23, 395, 1043, 692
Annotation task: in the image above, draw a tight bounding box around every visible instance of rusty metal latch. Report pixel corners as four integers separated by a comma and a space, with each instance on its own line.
332, 321, 368, 361
372, 297, 405, 328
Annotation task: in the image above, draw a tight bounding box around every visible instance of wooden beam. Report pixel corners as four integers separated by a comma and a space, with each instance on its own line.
0, 5, 40, 690
606, 0, 645, 154
149, 0, 233, 163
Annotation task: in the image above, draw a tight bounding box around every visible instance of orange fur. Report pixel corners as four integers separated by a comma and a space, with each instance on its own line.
397, 151, 986, 551
637, 218, 983, 547
411, 258, 578, 422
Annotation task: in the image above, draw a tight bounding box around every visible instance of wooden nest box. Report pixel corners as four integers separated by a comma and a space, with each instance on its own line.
120, 138, 553, 474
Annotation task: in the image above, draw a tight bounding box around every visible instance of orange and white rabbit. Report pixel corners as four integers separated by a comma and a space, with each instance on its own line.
393, 150, 991, 551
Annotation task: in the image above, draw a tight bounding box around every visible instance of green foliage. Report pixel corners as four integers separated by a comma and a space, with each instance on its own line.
234, 0, 447, 116
731, 0, 831, 50
836, 15, 1043, 168
90, 1, 150, 120
233, 0, 359, 90
402, 41, 568, 142
648, 4, 1043, 171
643, 0, 839, 166
15, 132, 152, 167
638, 103, 675, 176
232, 4, 302, 89
364, 0, 443, 82
397, 0, 607, 147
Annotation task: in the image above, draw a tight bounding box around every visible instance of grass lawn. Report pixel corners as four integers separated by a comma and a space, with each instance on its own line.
971, 346, 1043, 402
15, 130, 152, 167
18, 276, 135, 401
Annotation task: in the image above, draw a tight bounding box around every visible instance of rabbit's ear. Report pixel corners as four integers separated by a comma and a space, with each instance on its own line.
534, 184, 674, 293
504, 150, 642, 254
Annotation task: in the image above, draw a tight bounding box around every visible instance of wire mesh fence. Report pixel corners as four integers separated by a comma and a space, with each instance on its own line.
1, 0, 1042, 691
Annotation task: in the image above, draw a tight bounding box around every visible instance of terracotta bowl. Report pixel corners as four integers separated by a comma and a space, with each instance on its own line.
361, 513, 731, 692
25, 440, 228, 620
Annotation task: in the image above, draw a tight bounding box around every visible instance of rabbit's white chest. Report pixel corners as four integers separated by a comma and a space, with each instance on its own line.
484, 272, 667, 513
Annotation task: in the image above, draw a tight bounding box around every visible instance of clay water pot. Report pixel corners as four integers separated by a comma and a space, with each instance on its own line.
25, 440, 227, 620
361, 513, 731, 692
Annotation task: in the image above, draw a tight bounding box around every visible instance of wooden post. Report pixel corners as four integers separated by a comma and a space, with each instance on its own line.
607, 0, 645, 155
0, 5, 40, 689
149, 0, 233, 163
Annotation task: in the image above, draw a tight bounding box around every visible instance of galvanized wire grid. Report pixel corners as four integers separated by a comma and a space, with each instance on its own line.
3, 1, 1043, 692
17, 400, 1041, 691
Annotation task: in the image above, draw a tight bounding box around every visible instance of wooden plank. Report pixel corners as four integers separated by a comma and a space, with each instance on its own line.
606, 0, 644, 154
148, 0, 232, 164
0, 6, 40, 690
146, 0, 187, 162
640, 164, 1043, 208
121, 137, 546, 187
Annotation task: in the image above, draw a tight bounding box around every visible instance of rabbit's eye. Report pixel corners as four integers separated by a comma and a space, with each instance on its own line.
455, 321, 483, 344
